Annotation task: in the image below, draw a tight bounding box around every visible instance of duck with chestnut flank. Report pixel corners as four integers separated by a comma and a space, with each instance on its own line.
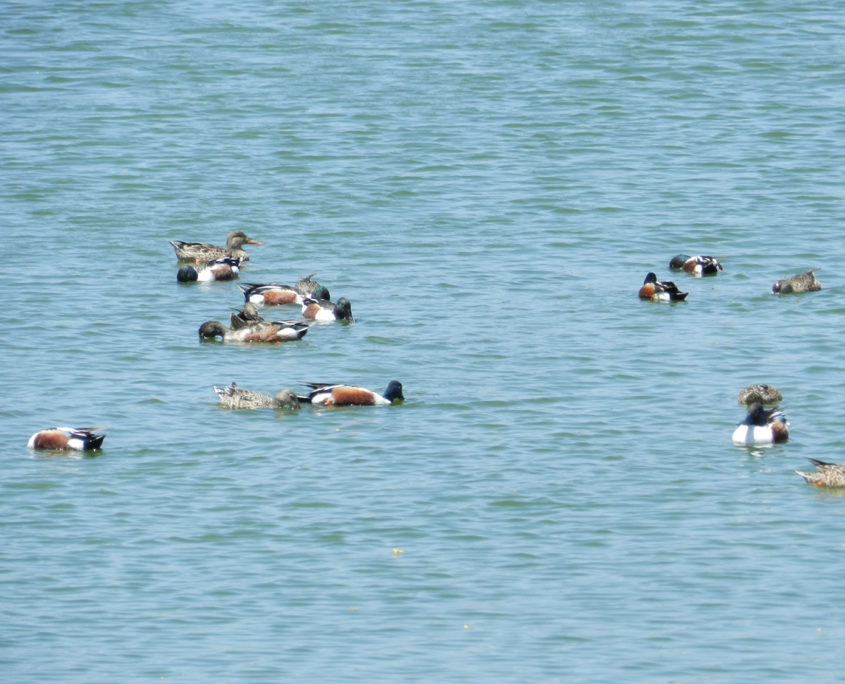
638, 273, 688, 302
731, 402, 788, 445
198, 319, 309, 343
297, 381, 404, 407
27, 426, 106, 451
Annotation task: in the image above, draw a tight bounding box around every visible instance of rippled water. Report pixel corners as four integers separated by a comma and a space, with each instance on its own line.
3, 1, 845, 681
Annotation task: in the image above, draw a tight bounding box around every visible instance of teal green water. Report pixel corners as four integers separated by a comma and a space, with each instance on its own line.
3, 1, 845, 681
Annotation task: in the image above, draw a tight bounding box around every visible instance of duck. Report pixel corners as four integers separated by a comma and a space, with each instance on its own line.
669, 254, 723, 276
230, 302, 265, 330
731, 402, 789, 445
169, 231, 263, 263
239, 283, 330, 307
198, 319, 309, 343
737, 384, 783, 406
301, 296, 354, 322
638, 273, 688, 302
213, 382, 301, 410
772, 270, 821, 294
297, 381, 404, 407
177, 255, 243, 282
795, 458, 845, 488
294, 273, 327, 298
27, 426, 106, 451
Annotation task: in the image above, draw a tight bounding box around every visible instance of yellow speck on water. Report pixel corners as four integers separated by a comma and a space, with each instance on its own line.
464, 624, 469, 630
392, 548, 403, 555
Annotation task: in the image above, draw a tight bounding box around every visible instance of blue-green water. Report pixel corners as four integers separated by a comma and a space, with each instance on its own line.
3, 1, 845, 681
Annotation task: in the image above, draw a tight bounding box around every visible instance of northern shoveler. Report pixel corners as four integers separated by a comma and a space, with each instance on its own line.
297, 381, 404, 407
795, 458, 845, 488
198, 319, 309, 343
669, 254, 723, 277
213, 383, 301, 410
737, 384, 783, 406
27, 426, 106, 451
731, 403, 789, 445
293, 273, 328, 299
169, 231, 263, 263
230, 302, 265, 330
638, 273, 688, 302
772, 270, 821, 294
240, 282, 331, 307
301, 296, 354, 322
177, 255, 243, 282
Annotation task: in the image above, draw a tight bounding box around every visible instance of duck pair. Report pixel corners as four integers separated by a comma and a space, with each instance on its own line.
214, 381, 404, 409
240, 281, 354, 323
639, 254, 724, 302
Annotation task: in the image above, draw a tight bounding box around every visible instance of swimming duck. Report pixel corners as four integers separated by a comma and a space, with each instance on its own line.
169, 231, 263, 263
669, 254, 723, 276
297, 381, 404, 407
638, 273, 688, 302
795, 458, 845, 488
239, 283, 330, 307
294, 273, 328, 298
177, 255, 243, 282
213, 382, 301, 410
737, 384, 783, 406
230, 302, 265, 330
198, 319, 309, 343
731, 402, 789, 445
27, 426, 106, 451
301, 296, 354, 322
772, 270, 821, 294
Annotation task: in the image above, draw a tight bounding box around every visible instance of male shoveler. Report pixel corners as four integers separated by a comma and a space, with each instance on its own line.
301, 296, 354, 322
240, 283, 331, 307
638, 273, 688, 302
297, 381, 404, 407
198, 319, 309, 343
731, 402, 789, 445
795, 458, 845, 488
669, 254, 723, 277
772, 270, 821, 294
27, 426, 106, 451
177, 256, 243, 282
169, 231, 263, 263
213, 382, 301, 410
737, 384, 783, 406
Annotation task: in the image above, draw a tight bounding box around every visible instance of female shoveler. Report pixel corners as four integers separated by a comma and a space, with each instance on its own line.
731, 402, 789, 445
230, 302, 265, 330
669, 254, 723, 277
213, 383, 301, 410
27, 426, 106, 451
301, 296, 354, 322
169, 231, 263, 263
177, 256, 242, 282
638, 273, 688, 302
772, 270, 821, 294
294, 273, 328, 298
737, 384, 783, 406
297, 381, 404, 407
795, 458, 845, 488
198, 319, 309, 343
